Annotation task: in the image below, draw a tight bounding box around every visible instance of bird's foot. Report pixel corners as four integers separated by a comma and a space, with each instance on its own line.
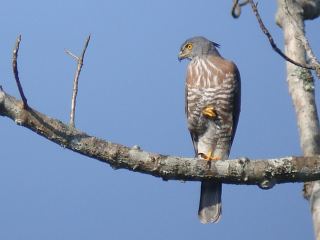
202, 106, 217, 118
199, 151, 220, 161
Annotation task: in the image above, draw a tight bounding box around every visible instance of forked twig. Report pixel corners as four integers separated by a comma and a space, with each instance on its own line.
12, 35, 29, 109
66, 35, 91, 128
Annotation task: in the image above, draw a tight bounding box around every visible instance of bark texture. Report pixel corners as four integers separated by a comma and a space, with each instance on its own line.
1, 88, 320, 186
276, 0, 320, 238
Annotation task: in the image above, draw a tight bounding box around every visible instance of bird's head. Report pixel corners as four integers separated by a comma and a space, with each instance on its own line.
178, 36, 220, 61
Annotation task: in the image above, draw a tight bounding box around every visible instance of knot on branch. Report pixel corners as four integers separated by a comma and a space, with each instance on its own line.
259, 165, 277, 189
239, 157, 250, 182
14, 106, 28, 126
259, 179, 276, 189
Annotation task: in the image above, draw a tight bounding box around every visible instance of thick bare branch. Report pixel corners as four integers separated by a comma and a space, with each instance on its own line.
66, 35, 91, 128
12, 35, 29, 109
276, 0, 320, 238
283, 0, 320, 79
1, 88, 320, 187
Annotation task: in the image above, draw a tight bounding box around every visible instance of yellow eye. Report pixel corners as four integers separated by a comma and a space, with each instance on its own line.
186, 43, 193, 50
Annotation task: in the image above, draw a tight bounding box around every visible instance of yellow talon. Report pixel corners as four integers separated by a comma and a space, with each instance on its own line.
210, 156, 221, 161
199, 151, 220, 161
202, 106, 216, 118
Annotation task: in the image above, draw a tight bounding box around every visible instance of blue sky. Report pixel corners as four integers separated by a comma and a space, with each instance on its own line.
1, 1, 319, 239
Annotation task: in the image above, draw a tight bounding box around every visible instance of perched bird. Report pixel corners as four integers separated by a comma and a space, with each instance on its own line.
178, 36, 241, 223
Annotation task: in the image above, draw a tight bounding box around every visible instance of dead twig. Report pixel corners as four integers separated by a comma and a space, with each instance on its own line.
231, 0, 250, 18
12, 35, 29, 109
66, 35, 91, 128
248, 0, 314, 70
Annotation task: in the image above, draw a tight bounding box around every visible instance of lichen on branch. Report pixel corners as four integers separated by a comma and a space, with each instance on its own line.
1, 88, 320, 188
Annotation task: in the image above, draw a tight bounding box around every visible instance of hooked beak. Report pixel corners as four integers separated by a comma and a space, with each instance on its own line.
178, 51, 188, 62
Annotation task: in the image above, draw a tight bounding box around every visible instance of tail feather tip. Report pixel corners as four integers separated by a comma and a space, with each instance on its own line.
198, 208, 221, 224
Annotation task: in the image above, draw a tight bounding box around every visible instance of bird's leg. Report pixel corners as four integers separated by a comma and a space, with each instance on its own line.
202, 105, 217, 119
199, 106, 220, 160
199, 151, 220, 161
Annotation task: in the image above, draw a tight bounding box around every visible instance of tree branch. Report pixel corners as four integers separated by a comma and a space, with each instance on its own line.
276, 0, 320, 238
231, 0, 249, 18
12, 35, 29, 109
248, 0, 316, 71
66, 35, 91, 128
232, 0, 320, 78
1, 87, 320, 187
283, 0, 320, 79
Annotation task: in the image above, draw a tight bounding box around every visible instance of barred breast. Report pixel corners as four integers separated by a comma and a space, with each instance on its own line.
185, 55, 241, 157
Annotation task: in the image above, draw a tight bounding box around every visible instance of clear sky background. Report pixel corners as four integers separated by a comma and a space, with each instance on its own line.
1, 1, 319, 239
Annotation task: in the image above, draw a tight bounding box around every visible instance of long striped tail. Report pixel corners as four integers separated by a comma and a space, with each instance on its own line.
198, 180, 222, 224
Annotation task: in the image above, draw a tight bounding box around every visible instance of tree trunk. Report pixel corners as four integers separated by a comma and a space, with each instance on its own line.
276, 0, 320, 238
